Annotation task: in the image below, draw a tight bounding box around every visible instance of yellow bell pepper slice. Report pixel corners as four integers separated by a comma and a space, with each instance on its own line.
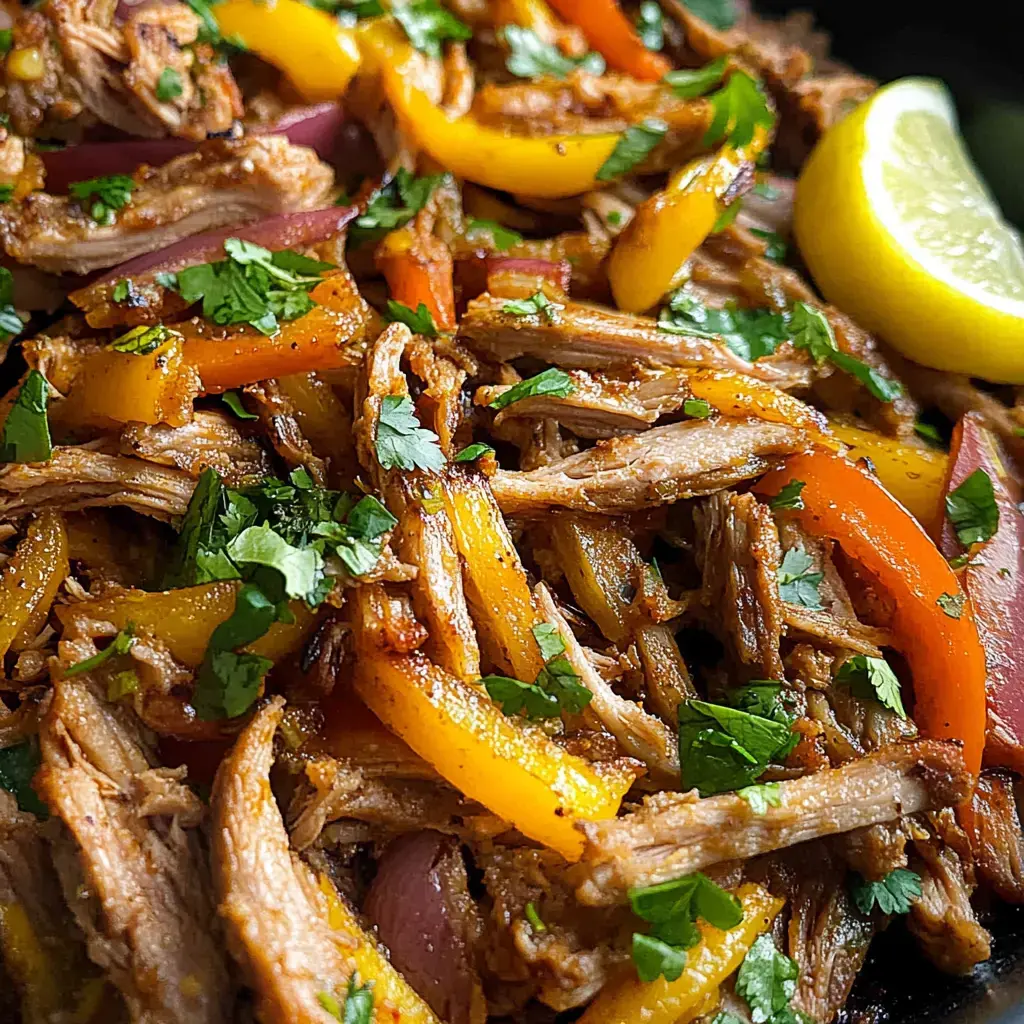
360, 20, 622, 199
54, 581, 315, 668
608, 129, 770, 313
0, 510, 69, 658
353, 622, 634, 861
214, 0, 362, 102
577, 883, 783, 1024
830, 421, 948, 527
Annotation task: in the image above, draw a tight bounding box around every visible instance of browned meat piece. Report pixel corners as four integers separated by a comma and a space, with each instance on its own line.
965, 772, 1024, 904
0, 790, 114, 1022
244, 378, 327, 486
1, 136, 333, 274
907, 810, 991, 975
36, 675, 232, 1023
694, 491, 785, 680
406, 336, 475, 455
490, 418, 810, 516
839, 822, 910, 881
119, 411, 272, 484
478, 366, 695, 439
776, 73, 874, 170
22, 333, 104, 395
459, 292, 812, 387
576, 740, 972, 904
3, 0, 241, 139
365, 832, 486, 1024
782, 606, 889, 657
737, 176, 795, 237
0, 446, 194, 521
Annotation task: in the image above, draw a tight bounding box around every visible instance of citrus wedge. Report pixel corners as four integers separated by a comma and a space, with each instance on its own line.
794, 77, 1024, 383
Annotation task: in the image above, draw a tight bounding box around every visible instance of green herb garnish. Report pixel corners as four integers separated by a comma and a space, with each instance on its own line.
502, 25, 605, 79
596, 119, 668, 181
769, 480, 805, 511
69, 174, 136, 226
945, 468, 998, 547
376, 395, 445, 472
393, 0, 471, 58
834, 654, 906, 719
465, 218, 523, 251
64, 625, 136, 676
155, 67, 184, 102
501, 291, 563, 322
777, 548, 823, 609
635, 1, 664, 50
384, 299, 438, 337
0, 370, 52, 464
850, 867, 922, 916
489, 368, 574, 412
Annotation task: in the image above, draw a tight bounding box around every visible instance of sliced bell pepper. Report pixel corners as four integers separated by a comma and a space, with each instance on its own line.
376, 226, 456, 331
938, 413, 1024, 775
577, 883, 782, 1024
609, 136, 765, 313
829, 421, 948, 528
756, 451, 986, 783
545, 0, 671, 81
359, 21, 623, 199
212, 0, 362, 102
0, 510, 69, 659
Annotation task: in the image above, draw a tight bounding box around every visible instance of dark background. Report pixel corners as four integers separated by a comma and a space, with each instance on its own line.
759, 0, 1024, 228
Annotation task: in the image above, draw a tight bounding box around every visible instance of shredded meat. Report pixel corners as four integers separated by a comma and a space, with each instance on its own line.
576, 739, 972, 904
36, 675, 233, 1023
965, 772, 1024, 904
244, 378, 328, 487
1, 136, 333, 274
0, 445, 194, 521
490, 418, 810, 515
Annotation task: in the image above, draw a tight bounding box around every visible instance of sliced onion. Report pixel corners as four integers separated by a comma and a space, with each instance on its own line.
364, 831, 482, 1024
455, 255, 572, 303
42, 104, 347, 193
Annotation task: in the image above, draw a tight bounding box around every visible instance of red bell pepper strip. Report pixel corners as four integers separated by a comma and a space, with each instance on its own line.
939, 413, 1024, 775
757, 451, 987, 784
545, 0, 671, 81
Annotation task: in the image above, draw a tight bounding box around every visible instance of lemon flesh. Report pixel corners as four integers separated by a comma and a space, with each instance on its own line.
794, 77, 1024, 383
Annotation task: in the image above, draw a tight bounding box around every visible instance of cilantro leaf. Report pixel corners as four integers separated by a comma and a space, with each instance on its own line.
453, 443, 495, 462
597, 118, 668, 181
222, 391, 257, 420
501, 291, 563, 322
489, 368, 574, 411
68, 174, 136, 225
109, 323, 180, 355
112, 279, 132, 303
465, 218, 523, 251
704, 71, 773, 149
769, 480, 805, 511
0, 267, 25, 340
749, 227, 787, 262
393, 0, 471, 59
375, 395, 446, 472
787, 302, 903, 403
313, 494, 397, 577
683, 398, 713, 419
182, 0, 221, 43
384, 300, 438, 337
0, 184, 13, 204
635, 1, 664, 51
226, 523, 324, 602
681, 0, 738, 30
0, 29, 12, 56
0, 740, 47, 817
350, 169, 447, 246
737, 782, 782, 814
341, 977, 374, 1024
155, 66, 183, 102
659, 290, 788, 362
736, 934, 799, 1024
502, 25, 605, 79
834, 654, 907, 719
710, 1015, 746, 1024
483, 675, 561, 719
777, 548, 823, 609
946, 468, 999, 547
64, 625, 136, 676
532, 622, 565, 662
936, 591, 966, 619
914, 420, 945, 447
0, 370, 52, 464
850, 867, 922, 916
525, 902, 546, 933
164, 467, 224, 589
727, 681, 798, 727
535, 655, 592, 714
633, 933, 686, 983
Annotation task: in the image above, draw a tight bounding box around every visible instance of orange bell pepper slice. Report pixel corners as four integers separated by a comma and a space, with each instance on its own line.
376, 226, 456, 331
545, 0, 670, 81
756, 451, 986, 783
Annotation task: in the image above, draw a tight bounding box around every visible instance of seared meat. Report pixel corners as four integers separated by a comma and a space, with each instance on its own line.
3, 0, 241, 139
0, 446, 194, 521
1, 136, 333, 274
490, 418, 810, 515
406, 336, 474, 455
212, 698, 438, 1024
36, 675, 232, 1023
694, 491, 785, 680
243, 378, 327, 487
119, 411, 272, 484
535, 583, 679, 785
576, 740, 972, 903
459, 292, 812, 387
907, 810, 991, 975
839, 822, 910, 882
966, 772, 1024, 904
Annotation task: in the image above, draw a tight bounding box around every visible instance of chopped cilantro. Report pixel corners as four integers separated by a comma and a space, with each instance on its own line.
0, 740, 47, 817
683, 398, 713, 419
68, 174, 136, 226
635, 1, 664, 50
945, 468, 999, 547
0, 370, 52, 464
736, 934, 800, 1024
659, 290, 788, 362
107, 669, 140, 702
384, 299, 438, 337
834, 655, 906, 719
752, 180, 782, 200
525, 902, 546, 932
465, 218, 523, 251
914, 420, 945, 447
183, 0, 221, 43
502, 25, 604, 79
0, 184, 14, 204
850, 868, 922, 915
155, 67, 184, 102
222, 391, 257, 420
227, 523, 323, 601
501, 291, 563, 322
606, 210, 623, 227
936, 591, 966, 619
375, 395, 446, 472
350, 168, 447, 246
777, 548, 823, 609
453, 442, 495, 462
737, 782, 781, 814
633, 934, 687, 983
712, 200, 743, 233
769, 480, 805, 511
596, 118, 668, 181
704, 71, 773, 149
64, 625, 136, 676
483, 675, 560, 719
488, 368, 574, 411
109, 323, 181, 355
749, 227, 787, 262
0, 29, 12, 55
112, 279, 132, 303
681, 0, 738, 30
393, 0, 471, 58
0, 266, 25, 340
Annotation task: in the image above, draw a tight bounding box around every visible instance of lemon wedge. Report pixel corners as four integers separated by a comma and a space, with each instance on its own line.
794, 77, 1024, 383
